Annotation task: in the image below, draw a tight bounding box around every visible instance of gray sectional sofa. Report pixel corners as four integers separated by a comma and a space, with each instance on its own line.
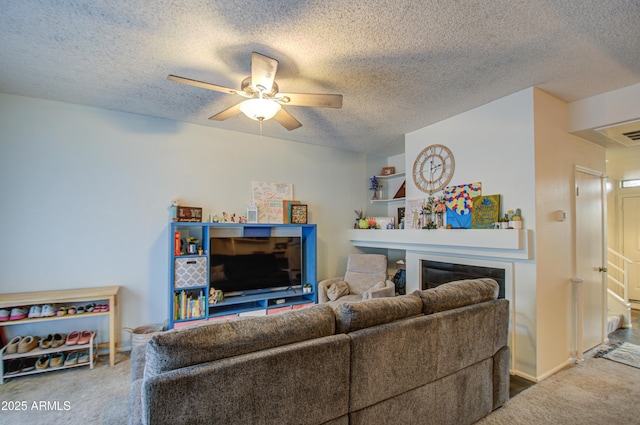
129, 278, 510, 425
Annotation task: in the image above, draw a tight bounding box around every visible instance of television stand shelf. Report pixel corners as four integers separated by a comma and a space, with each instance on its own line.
209, 289, 315, 317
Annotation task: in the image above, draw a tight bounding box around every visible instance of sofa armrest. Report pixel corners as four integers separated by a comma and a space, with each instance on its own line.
128, 378, 144, 425
318, 277, 344, 303
362, 280, 396, 300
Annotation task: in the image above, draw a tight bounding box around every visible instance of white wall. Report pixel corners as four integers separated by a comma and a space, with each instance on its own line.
0, 93, 377, 348
406, 88, 539, 376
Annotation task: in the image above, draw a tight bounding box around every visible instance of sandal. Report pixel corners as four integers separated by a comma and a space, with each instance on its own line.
65, 331, 80, 345
77, 330, 93, 345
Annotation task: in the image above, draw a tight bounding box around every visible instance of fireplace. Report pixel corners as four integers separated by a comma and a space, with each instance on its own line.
421, 260, 506, 299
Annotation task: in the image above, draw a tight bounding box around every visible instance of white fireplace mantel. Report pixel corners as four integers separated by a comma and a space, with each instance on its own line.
348, 228, 532, 260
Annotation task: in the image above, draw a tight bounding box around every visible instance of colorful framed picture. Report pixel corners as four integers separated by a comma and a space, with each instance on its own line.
290, 204, 308, 224
471, 195, 501, 229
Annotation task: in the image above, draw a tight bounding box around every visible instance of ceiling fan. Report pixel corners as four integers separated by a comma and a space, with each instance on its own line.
168, 52, 343, 131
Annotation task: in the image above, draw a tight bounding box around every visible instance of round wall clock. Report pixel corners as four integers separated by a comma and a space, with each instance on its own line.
412, 144, 455, 193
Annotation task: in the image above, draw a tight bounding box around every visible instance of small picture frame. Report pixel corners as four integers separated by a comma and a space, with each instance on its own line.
290, 204, 308, 224
381, 166, 396, 176
246, 205, 258, 223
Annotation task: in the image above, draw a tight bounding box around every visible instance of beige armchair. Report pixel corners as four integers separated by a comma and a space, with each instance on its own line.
318, 254, 396, 304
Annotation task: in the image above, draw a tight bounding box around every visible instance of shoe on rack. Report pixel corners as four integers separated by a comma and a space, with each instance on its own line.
40, 304, 55, 317
63, 351, 78, 366
5, 336, 23, 354
40, 334, 54, 349
77, 330, 93, 345
51, 333, 66, 348
9, 307, 28, 321
56, 307, 67, 317
65, 331, 80, 346
85, 303, 95, 313
28, 305, 42, 318
35, 354, 50, 370
67, 306, 76, 315
50, 352, 65, 368
17, 336, 40, 354
76, 305, 85, 314
77, 351, 90, 364
6, 359, 23, 375
22, 357, 37, 372
0, 308, 10, 321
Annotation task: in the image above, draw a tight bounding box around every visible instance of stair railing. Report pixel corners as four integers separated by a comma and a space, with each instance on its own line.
607, 247, 631, 302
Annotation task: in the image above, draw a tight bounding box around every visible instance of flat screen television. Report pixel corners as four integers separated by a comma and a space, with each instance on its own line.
209, 236, 302, 296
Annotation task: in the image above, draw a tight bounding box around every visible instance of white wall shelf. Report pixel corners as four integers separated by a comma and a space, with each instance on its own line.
348, 228, 532, 260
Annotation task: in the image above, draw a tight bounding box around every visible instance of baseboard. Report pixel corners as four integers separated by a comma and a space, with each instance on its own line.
511, 357, 574, 383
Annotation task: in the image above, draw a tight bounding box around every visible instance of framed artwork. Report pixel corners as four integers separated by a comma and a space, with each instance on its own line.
471, 195, 501, 229
374, 216, 395, 229
381, 166, 396, 176
282, 200, 301, 224
175, 206, 203, 222
246, 205, 258, 223
290, 204, 308, 224
404, 198, 424, 230
443, 182, 482, 229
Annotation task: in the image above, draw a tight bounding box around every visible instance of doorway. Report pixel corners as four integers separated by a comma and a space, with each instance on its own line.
623, 196, 640, 303
575, 168, 606, 352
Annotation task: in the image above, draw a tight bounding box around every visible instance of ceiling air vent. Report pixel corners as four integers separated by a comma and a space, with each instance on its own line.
622, 130, 640, 141
594, 119, 640, 147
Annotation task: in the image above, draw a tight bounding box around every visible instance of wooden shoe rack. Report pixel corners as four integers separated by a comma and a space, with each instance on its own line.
0, 286, 120, 384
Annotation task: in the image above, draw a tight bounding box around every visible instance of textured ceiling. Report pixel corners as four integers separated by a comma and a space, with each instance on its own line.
1, 1, 639, 156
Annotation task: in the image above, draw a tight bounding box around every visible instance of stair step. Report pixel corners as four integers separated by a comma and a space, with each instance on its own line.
607, 313, 623, 334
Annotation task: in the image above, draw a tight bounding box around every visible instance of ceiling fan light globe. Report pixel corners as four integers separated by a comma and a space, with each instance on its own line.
239, 98, 281, 121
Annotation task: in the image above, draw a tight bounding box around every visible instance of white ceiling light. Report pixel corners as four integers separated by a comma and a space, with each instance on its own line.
239, 97, 281, 121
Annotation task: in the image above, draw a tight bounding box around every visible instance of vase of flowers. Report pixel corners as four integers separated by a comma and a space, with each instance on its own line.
369, 176, 383, 200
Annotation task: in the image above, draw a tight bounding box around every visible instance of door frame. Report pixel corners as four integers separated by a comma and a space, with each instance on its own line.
574, 165, 607, 347
616, 187, 640, 306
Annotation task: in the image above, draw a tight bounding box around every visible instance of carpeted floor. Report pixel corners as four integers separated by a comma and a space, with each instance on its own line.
0, 352, 130, 425
1, 349, 639, 425
477, 355, 640, 425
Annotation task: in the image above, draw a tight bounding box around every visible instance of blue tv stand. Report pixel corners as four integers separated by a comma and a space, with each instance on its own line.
169, 222, 317, 328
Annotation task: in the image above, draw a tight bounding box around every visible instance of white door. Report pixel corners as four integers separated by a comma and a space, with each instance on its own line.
624, 196, 640, 302
576, 170, 606, 351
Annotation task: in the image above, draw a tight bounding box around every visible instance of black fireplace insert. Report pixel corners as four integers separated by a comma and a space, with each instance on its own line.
421, 260, 506, 299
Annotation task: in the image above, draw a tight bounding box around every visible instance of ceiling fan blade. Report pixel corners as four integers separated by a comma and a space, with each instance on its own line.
251, 52, 278, 93
277, 92, 342, 108
208, 102, 243, 121
273, 108, 302, 131
168, 75, 239, 95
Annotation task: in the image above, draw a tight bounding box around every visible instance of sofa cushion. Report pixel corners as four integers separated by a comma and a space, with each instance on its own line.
413, 278, 499, 314
145, 304, 336, 377
327, 281, 350, 301
333, 294, 423, 333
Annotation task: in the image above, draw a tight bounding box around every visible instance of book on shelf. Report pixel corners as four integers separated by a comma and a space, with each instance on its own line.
174, 231, 181, 256
174, 289, 205, 320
